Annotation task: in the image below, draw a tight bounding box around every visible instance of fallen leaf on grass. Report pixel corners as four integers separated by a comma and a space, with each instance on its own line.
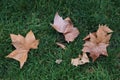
71, 52, 89, 66
6, 31, 39, 68
51, 12, 79, 43
82, 25, 113, 61
55, 59, 62, 64
56, 42, 66, 49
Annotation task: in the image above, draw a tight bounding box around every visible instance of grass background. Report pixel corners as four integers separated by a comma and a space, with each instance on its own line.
0, 0, 120, 80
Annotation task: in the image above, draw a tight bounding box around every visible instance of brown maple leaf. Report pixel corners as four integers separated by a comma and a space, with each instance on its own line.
82, 25, 113, 61
6, 30, 39, 68
51, 12, 79, 43
71, 52, 89, 66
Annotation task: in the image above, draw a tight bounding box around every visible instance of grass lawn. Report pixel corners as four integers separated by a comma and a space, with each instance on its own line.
0, 0, 120, 80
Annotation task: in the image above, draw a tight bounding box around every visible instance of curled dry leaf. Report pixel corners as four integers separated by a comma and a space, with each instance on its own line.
6, 30, 39, 68
71, 52, 89, 66
51, 12, 79, 43
82, 25, 113, 61
56, 42, 66, 49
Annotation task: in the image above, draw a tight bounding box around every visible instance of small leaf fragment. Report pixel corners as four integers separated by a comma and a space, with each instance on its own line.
55, 59, 62, 64
71, 58, 80, 66
71, 53, 89, 66
56, 42, 66, 49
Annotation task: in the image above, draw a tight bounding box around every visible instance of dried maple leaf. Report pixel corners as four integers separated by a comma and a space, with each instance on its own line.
71, 53, 89, 66
51, 12, 79, 43
56, 42, 66, 49
6, 31, 39, 68
82, 25, 113, 61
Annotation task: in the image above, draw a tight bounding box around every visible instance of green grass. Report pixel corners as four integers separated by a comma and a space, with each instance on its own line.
0, 0, 120, 80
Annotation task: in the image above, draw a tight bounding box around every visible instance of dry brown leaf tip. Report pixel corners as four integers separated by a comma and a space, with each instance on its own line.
51, 12, 80, 43
6, 30, 39, 68
82, 25, 113, 61
71, 53, 89, 66
98, 24, 113, 33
